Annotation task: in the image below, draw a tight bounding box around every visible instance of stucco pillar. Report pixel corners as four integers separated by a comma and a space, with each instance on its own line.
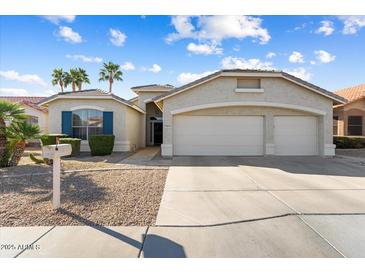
319, 115, 335, 156
264, 113, 275, 155
140, 113, 146, 148
161, 112, 173, 157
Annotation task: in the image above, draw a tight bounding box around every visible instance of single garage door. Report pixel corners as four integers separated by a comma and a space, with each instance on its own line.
173, 115, 264, 156
274, 116, 318, 155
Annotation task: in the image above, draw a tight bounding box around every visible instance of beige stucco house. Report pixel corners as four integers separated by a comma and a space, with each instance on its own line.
38, 90, 145, 152
38, 69, 346, 156
1, 96, 48, 133
333, 83, 365, 136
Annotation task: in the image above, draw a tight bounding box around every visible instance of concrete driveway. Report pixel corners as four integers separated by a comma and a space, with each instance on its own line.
149, 156, 365, 257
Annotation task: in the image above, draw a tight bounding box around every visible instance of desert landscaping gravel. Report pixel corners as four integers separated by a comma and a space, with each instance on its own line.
0, 169, 168, 226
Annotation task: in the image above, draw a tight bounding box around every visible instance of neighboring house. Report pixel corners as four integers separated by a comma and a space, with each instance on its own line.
333, 83, 365, 136
0, 96, 48, 133
38, 70, 346, 156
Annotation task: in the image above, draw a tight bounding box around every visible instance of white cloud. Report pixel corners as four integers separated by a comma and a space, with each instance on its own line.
165, 16, 196, 43
339, 16, 365, 34
66, 54, 103, 63
42, 15, 76, 25
121, 62, 135, 71
177, 70, 217, 85
166, 15, 271, 45
266, 52, 276, 59
109, 28, 127, 47
289, 51, 305, 63
310, 60, 316, 65
187, 42, 223, 55
57, 26, 82, 43
284, 67, 312, 81
0, 70, 47, 86
316, 20, 335, 36
0, 88, 55, 97
314, 50, 336, 63
146, 64, 162, 73
221, 56, 274, 70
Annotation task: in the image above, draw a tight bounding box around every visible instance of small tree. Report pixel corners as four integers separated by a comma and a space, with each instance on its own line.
0, 100, 26, 165
99, 62, 123, 93
7, 121, 40, 166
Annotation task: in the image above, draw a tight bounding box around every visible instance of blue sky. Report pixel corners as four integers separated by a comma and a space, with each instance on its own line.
0, 15, 364, 99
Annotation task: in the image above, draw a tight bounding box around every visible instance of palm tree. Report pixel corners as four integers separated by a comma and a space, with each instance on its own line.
76, 68, 90, 91
51, 68, 66, 93
0, 100, 26, 163
64, 68, 80, 92
99, 62, 123, 93
7, 121, 40, 166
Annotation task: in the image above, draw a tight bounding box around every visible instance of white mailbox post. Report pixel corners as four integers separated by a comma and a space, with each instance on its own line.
42, 144, 72, 209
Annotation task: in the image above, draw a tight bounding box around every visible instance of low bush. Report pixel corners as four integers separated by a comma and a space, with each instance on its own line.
40, 134, 68, 146
334, 136, 365, 149
59, 138, 81, 156
88, 135, 115, 156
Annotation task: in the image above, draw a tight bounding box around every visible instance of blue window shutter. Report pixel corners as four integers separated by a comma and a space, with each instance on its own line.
61, 111, 72, 136
103, 112, 113, 134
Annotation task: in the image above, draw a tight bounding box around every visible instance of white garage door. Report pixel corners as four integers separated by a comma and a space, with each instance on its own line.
173, 115, 264, 156
274, 116, 318, 155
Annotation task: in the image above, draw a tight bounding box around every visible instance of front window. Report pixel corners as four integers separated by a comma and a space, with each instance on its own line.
333, 116, 338, 135
72, 109, 103, 140
26, 115, 39, 125
347, 116, 363, 136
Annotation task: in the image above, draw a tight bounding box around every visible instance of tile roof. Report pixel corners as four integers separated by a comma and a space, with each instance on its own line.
131, 84, 175, 92
152, 69, 346, 104
335, 83, 365, 103
0, 96, 48, 113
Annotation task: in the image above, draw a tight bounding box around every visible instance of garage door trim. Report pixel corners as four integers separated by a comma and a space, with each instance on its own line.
171, 101, 326, 116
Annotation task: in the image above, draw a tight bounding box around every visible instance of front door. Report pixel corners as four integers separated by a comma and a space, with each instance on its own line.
153, 122, 163, 145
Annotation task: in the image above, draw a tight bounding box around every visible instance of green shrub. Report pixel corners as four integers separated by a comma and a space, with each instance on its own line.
334, 136, 365, 149
40, 134, 68, 146
88, 135, 115, 156
59, 138, 81, 156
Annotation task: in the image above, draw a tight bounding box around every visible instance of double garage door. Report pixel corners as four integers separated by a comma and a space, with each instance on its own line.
173, 115, 318, 156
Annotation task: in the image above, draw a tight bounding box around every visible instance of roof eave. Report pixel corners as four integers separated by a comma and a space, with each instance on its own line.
38, 93, 145, 114
154, 70, 346, 104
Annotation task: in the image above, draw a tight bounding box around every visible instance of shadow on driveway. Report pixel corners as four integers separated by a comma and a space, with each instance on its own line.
59, 209, 186, 258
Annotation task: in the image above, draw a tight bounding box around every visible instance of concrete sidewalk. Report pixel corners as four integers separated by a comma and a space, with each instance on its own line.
120, 147, 160, 164
2, 215, 365, 258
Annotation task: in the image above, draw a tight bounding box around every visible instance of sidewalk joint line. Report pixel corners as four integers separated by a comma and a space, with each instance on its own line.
268, 190, 346, 258
239, 170, 348, 258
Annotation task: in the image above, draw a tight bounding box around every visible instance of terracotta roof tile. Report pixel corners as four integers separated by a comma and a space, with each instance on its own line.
0, 96, 48, 113
335, 83, 365, 103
